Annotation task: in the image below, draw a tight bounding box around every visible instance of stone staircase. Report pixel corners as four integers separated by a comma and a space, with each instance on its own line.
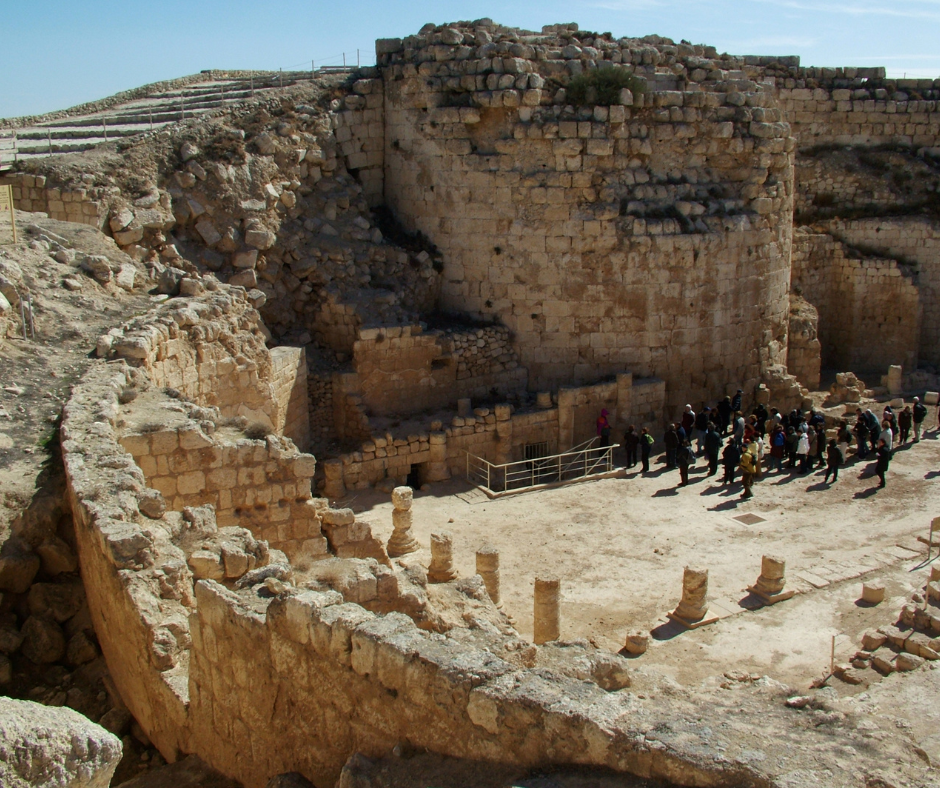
0, 69, 353, 170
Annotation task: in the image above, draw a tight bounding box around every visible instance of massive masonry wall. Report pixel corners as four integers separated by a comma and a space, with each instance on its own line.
378, 25, 794, 412
791, 230, 921, 373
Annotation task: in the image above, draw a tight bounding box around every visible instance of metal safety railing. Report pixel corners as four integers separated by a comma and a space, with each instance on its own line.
465, 437, 615, 496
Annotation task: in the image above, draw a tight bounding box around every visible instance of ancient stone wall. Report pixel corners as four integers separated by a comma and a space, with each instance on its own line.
104, 288, 282, 429
821, 218, 940, 369
379, 24, 794, 412
787, 294, 821, 390
269, 345, 310, 449
778, 73, 940, 149
791, 230, 921, 372
118, 415, 323, 561
333, 77, 385, 205
7, 173, 110, 229
352, 324, 526, 417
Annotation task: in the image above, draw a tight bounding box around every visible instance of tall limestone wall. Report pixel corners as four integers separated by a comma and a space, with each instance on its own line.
378, 22, 795, 413
791, 229, 921, 373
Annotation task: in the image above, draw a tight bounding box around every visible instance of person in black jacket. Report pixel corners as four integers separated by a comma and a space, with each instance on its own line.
913, 397, 928, 442
823, 439, 842, 483
875, 438, 891, 488
623, 425, 640, 469
664, 424, 679, 468
722, 439, 741, 485
677, 440, 694, 486
640, 427, 654, 472
717, 396, 732, 434
694, 407, 710, 454
731, 389, 743, 414
704, 423, 723, 476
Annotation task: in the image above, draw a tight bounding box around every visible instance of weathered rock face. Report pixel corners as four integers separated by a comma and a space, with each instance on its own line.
0, 697, 122, 788
788, 293, 821, 390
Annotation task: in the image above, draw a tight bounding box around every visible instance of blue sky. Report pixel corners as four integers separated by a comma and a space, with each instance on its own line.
2, 0, 938, 119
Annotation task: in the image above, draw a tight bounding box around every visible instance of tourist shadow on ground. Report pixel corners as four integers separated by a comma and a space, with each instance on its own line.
853, 486, 880, 499
925, 470, 940, 480
650, 619, 687, 641
806, 481, 831, 492
707, 499, 741, 512
652, 487, 679, 497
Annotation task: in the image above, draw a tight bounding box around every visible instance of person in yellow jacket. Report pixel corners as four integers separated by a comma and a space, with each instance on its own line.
739, 441, 757, 499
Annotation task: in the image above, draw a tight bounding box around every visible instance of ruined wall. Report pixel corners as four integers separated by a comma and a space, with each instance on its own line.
334, 76, 385, 205
379, 25, 794, 413
821, 218, 940, 369
791, 230, 921, 373
118, 419, 323, 561
105, 288, 282, 429
787, 294, 821, 390
62, 317, 782, 788
352, 324, 526, 417
7, 173, 110, 229
270, 345, 310, 449
777, 73, 940, 149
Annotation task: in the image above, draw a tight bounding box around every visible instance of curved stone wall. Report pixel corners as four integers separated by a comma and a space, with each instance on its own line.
380, 23, 794, 411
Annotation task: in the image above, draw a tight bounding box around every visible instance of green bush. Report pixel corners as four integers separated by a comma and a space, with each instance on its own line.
566, 69, 645, 106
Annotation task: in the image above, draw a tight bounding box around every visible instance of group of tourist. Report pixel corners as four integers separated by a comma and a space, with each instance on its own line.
603, 393, 934, 500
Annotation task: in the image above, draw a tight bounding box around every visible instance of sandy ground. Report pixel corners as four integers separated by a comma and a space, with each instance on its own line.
340, 423, 940, 690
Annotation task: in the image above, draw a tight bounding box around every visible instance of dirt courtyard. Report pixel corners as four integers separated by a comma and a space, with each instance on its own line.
342, 418, 940, 690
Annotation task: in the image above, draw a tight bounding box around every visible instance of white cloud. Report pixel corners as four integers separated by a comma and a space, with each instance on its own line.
753, 0, 940, 18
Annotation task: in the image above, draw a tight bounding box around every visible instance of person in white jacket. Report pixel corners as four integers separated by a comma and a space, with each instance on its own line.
796, 430, 810, 474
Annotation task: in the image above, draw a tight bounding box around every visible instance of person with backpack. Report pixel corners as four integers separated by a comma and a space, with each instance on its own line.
704, 422, 723, 476
640, 427, 654, 473
913, 397, 927, 442
694, 407, 710, 455
854, 410, 870, 460
769, 424, 786, 472
866, 409, 881, 455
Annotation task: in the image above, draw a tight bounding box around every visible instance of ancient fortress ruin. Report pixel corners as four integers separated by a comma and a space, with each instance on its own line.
3, 17, 940, 788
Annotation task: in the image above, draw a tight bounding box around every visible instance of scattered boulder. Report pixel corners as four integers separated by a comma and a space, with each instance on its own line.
20, 616, 66, 664
0, 697, 122, 788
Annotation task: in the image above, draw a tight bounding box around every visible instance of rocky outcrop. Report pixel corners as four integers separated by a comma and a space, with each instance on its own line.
0, 697, 122, 788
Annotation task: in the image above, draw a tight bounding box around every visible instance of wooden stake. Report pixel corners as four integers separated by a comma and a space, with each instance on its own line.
830, 635, 835, 675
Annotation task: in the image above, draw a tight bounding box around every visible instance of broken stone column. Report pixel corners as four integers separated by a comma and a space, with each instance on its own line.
322, 458, 345, 500
476, 543, 501, 606
533, 575, 560, 644
387, 486, 419, 558
669, 567, 715, 627
887, 365, 903, 396
623, 631, 649, 655
748, 555, 795, 604
428, 531, 458, 583
423, 431, 450, 483
861, 582, 885, 604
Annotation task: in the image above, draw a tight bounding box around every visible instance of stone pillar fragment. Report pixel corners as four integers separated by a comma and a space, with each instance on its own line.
748, 555, 794, 605
428, 531, 458, 583
533, 575, 560, 644
476, 543, 501, 606
423, 431, 450, 483
322, 458, 345, 500
668, 567, 717, 628
887, 365, 903, 396
387, 486, 419, 558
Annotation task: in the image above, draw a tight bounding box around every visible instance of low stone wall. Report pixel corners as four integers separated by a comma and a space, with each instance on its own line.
7, 173, 110, 229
